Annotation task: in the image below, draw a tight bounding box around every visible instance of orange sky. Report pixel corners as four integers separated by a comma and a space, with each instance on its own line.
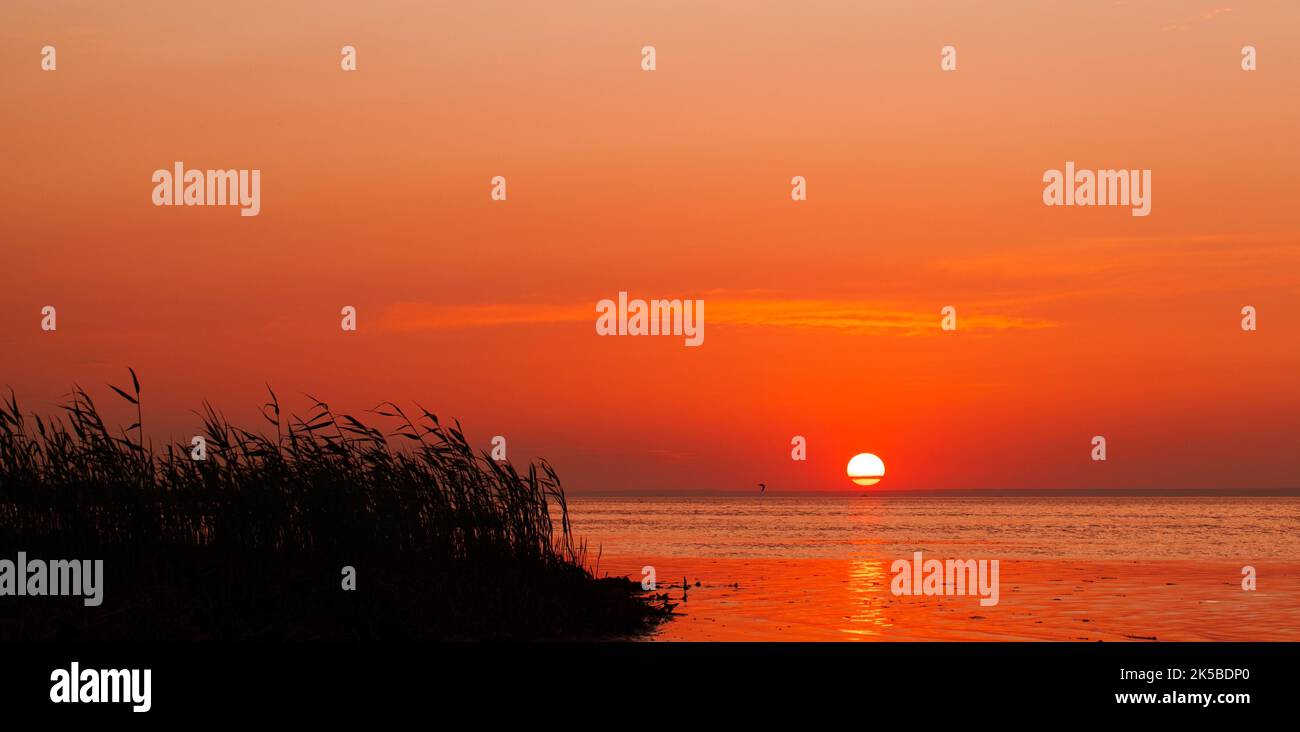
1, 1, 1297, 492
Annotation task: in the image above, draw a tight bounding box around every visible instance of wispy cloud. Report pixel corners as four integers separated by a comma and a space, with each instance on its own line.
376, 296, 1053, 336
708, 299, 1049, 335
939, 233, 1300, 301
1161, 6, 1232, 31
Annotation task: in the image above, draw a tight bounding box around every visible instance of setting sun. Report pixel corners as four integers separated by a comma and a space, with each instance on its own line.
846, 453, 886, 486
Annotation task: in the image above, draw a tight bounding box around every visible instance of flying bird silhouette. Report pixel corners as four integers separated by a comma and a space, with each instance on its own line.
757, 483, 766, 493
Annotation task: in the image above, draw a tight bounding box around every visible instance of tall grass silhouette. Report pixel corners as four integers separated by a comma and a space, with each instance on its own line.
0, 371, 661, 640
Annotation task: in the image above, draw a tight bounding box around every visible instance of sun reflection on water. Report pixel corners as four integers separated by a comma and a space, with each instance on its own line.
841, 559, 893, 638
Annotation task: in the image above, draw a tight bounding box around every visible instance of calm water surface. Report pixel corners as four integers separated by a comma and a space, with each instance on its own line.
560, 496, 1300, 561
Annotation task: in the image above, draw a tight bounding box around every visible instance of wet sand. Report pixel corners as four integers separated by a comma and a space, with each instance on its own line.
594, 556, 1300, 641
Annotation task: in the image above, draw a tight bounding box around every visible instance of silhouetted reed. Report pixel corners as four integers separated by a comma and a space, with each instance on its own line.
0, 372, 660, 640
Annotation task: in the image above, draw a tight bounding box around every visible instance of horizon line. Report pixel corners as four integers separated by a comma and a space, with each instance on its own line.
565, 488, 1300, 498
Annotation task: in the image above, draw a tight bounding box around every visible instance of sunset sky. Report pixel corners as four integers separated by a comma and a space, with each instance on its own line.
2, 1, 1297, 492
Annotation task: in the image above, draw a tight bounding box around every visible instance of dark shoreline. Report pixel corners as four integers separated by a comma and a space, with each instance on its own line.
0, 546, 665, 641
